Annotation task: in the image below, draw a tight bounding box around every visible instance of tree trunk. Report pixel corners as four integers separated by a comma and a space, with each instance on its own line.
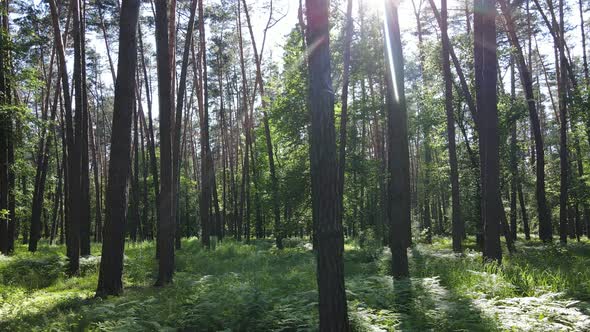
49, 0, 80, 274
95, 0, 140, 297
173, 0, 197, 249
50, 144, 64, 245
154, 0, 175, 286
579, 0, 589, 83
305, 0, 350, 329
509, 58, 518, 241
89, 108, 102, 242
30, 67, 61, 252
197, 0, 211, 249
241, 0, 282, 249
441, 0, 462, 252
385, 0, 412, 277
499, 0, 552, 242
79, 0, 91, 257
557, 0, 568, 245
476, 0, 502, 263
129, 104, 141, 241
336, 0, 353, 234
139, 107, 150, 239
139, 24, 161, 241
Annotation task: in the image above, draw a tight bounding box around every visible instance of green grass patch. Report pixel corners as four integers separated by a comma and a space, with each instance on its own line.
0, 236, 588, 331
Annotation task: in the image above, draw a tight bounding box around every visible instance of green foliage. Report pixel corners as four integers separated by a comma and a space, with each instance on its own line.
1, 237, 588, 331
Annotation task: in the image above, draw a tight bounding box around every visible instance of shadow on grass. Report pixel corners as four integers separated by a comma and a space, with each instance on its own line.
0, 255, 62, 290
503, 241, 590, 300
408, 248, 500, 331
0, 293, 93, 330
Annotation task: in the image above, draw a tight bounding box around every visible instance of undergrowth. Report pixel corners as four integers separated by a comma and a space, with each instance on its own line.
0, 236, 588, 331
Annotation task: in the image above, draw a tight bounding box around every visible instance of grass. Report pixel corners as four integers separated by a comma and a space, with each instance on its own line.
0, 236, 589, 331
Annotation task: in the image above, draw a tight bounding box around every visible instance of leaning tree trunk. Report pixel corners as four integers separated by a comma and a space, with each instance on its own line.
49, 0, 80, 274
30, 77, 60, 252
441, 0, 462, 253
499, 0, 552, 242
241, 0, 282, 249
96, 0, 140, 297
173, 0, 197, 249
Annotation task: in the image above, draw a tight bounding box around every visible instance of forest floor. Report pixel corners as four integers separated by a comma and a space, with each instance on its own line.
1, 236, 589, 331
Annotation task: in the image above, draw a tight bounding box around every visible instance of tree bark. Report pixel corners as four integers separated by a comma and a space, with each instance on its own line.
138, 25, 160, 235
508, 56, 519, 241
241, 0, 282, 248
476, 0, 502, 263
557, 0, 568, 245
154, 0, 175, 286
441, 0, 462, 252
49, 0, 80, 274
80, 0, 92, 257
30, 56, 60, 252
196, 0, 211, 249
95, 0, 140, 297
305, 0, 350, 329
336, 0, 353, 234
579, 0, 589, 83
499, 0, 552, 242
385, 0, 412, 276
173, 0, 197, 249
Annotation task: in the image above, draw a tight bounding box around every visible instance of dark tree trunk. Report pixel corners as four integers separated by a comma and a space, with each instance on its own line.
79, 0, 91, 257
95, 0, 140, 297
139, 107, 150, 240
441, 0, 462, 252
305, 0, 350, 330
509, 58, 518, 241
0, 6, 7, 255
139, 25, 161, 243
498, 195, 516, 253
7, 118, 14, 254
557, 0, 568, 245
59, 102, 68, 247
579, 0, 589, 83
475, 0, 502, 263
0, 0, 14, 255
236, 0, 249, 244
336, 0, 353, 233
384, 0, 412, 277
0, 116, 8, 255
173, 0, 197, 249
50, 144, 64, 245
49, 0, 80, 274
517, 176, 531, 239
130, 103, 141, 242
423, 142, 433, 243
197, 0, 211, 249
241, 0, 282, 249
428, 0, 477, 124
154, 0, 175, 286
30, 73, 60, 252
89, 110, 102, 242
499, 0, 552, 242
